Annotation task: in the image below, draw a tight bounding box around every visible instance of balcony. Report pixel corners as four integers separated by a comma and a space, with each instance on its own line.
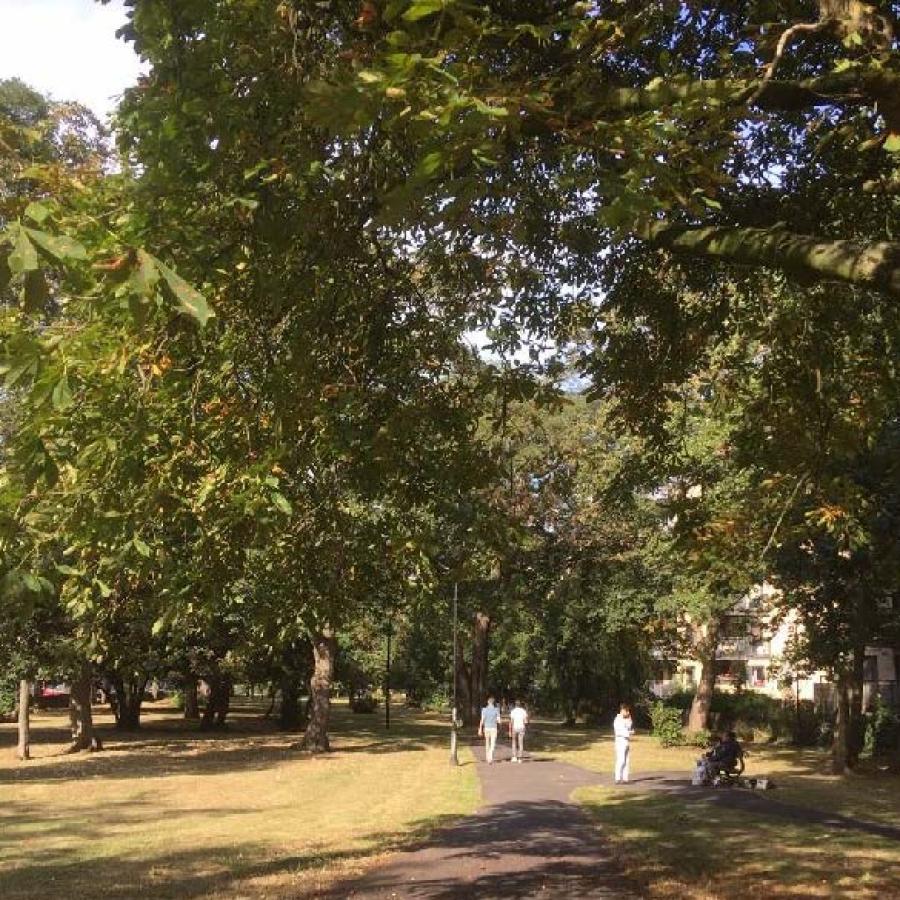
716, 636, 771, 660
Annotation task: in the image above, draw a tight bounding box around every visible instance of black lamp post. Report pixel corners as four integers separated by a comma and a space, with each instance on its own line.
450, 580, 459, 766
384, 613, 394, 731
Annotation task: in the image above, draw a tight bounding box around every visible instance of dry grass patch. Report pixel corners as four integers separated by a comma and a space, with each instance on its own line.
576, 785, 900, 900
532, 725, 900, 829
0, 702, 479, 899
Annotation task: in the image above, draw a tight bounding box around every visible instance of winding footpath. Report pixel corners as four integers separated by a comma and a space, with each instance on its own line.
333, 741, 641, 899
330, 740, 900, 899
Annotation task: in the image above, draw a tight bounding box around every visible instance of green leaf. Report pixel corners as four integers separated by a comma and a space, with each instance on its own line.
402, 0, 444, 23
417, 150, 445, 177
4, 358, 37, 389
24, 201, 52, 224
55, 563, 83, 577
271, 492, 293, 515
8, 226, 39, 274
24, 226, 87, 263
884, 134, 900, 153
130, 249, 160, 296
51, 373, 73, 410
22, 574, 43, 593
154, 258, 214, 326
132, 536, 151, 557
94, 579, 113, 598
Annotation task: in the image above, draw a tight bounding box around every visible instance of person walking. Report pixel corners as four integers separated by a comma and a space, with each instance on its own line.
613, 703, 634, 783
478, 696, 501, 764
508, 699, 529, 763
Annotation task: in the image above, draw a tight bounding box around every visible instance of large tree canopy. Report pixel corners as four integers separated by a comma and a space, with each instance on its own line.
308, 0, 899, 299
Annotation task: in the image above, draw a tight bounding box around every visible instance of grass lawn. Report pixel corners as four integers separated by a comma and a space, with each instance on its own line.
575, 785, 900, 900
529, 724, 900, 828
527, 722, 899, 899
0, 700, 479, 899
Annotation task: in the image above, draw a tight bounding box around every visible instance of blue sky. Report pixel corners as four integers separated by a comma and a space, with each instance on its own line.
0, 0, 144, 118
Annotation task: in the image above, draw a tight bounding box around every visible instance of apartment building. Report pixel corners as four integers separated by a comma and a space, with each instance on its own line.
649, 584, 899, 710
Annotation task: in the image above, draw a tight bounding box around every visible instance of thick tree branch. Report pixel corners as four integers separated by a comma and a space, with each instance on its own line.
580, 69, 900, 126
638, 222, 900, 298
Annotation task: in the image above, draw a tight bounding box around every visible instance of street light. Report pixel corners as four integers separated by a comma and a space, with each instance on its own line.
384, 613, 394, 731
450, 580, 459, 766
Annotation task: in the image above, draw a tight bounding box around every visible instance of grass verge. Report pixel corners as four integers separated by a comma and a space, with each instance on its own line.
530, 726, 900, 829
575, 785, 900, 900
0, 701, 479, 899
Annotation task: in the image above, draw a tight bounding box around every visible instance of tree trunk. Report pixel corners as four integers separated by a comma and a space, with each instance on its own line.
216, 675, 232, 727
469, 612, 491, 723
183, 675, 200, 719
832, 671, 852, 774
66, 663, 96, 753
301, 627, 336, 752
279, 680, 302, 730
688, 618, 721, 732
16, 679, 31, 761
454, 628, 473, 726
200, 672, 231, 730
112, 675, 146, 730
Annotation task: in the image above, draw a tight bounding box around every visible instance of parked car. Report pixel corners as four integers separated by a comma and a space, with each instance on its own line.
33, 681, 70, 709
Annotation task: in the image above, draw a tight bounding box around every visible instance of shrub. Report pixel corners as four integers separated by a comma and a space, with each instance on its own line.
864, 697, 900, 758
650, 701, 684, 747
350, 690, 378, 713
170, 689, 185, 711
0, 674, 18, 719
684, 728, 712, 748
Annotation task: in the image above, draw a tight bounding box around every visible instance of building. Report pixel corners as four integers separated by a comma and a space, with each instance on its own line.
649, 584, 898, 710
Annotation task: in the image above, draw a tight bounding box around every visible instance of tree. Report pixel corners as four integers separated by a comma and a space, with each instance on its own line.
314, 1, 900, 297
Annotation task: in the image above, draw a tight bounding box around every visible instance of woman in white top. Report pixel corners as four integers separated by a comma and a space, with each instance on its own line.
613, 703, 634, 783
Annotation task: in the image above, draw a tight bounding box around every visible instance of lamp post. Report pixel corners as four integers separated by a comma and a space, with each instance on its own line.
450, 580, 459, 766
384, 614, 394, 731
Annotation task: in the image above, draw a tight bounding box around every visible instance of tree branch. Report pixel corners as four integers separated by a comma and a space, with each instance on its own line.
637, 222, 900, 298
747, 20, 833, 105
577, 69, 900, 122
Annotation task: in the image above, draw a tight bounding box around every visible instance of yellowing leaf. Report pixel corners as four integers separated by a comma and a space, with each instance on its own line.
154, 258, 214, 326
24, 226, 88, 263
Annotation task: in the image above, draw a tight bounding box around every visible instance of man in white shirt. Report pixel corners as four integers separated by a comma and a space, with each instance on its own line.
508, 699, 528, 762
613, 703, 634, 783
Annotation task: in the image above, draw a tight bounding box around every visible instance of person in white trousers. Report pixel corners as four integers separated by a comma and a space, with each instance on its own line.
508, 699, 528, 762
478, 696, 501, 763
613, 703, 634, 783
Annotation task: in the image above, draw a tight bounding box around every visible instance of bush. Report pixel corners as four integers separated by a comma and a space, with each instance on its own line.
654, 690, 828, 746
864, 697, 900, 758
684, 728, 712, 748
0, 675, 17, 720
650, 701, 684, 747
170, 689, 185, 711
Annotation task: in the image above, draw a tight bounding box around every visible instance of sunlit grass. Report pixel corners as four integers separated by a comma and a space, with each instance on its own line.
575, 785, 900, 899
0, 701, 479, 898
531, 724, 900, 828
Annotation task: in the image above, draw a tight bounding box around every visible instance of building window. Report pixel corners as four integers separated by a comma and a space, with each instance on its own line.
750, 666, 767, 687
863, 655, 879, 682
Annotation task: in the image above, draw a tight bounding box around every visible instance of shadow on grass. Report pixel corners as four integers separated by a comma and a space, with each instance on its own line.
578, 786, 900, 899
0, 807, 474, 900
0, 705, 461, 784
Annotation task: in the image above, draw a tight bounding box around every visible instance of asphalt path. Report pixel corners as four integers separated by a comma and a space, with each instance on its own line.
329, 737, 900, 898
333, 739, 640, 898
